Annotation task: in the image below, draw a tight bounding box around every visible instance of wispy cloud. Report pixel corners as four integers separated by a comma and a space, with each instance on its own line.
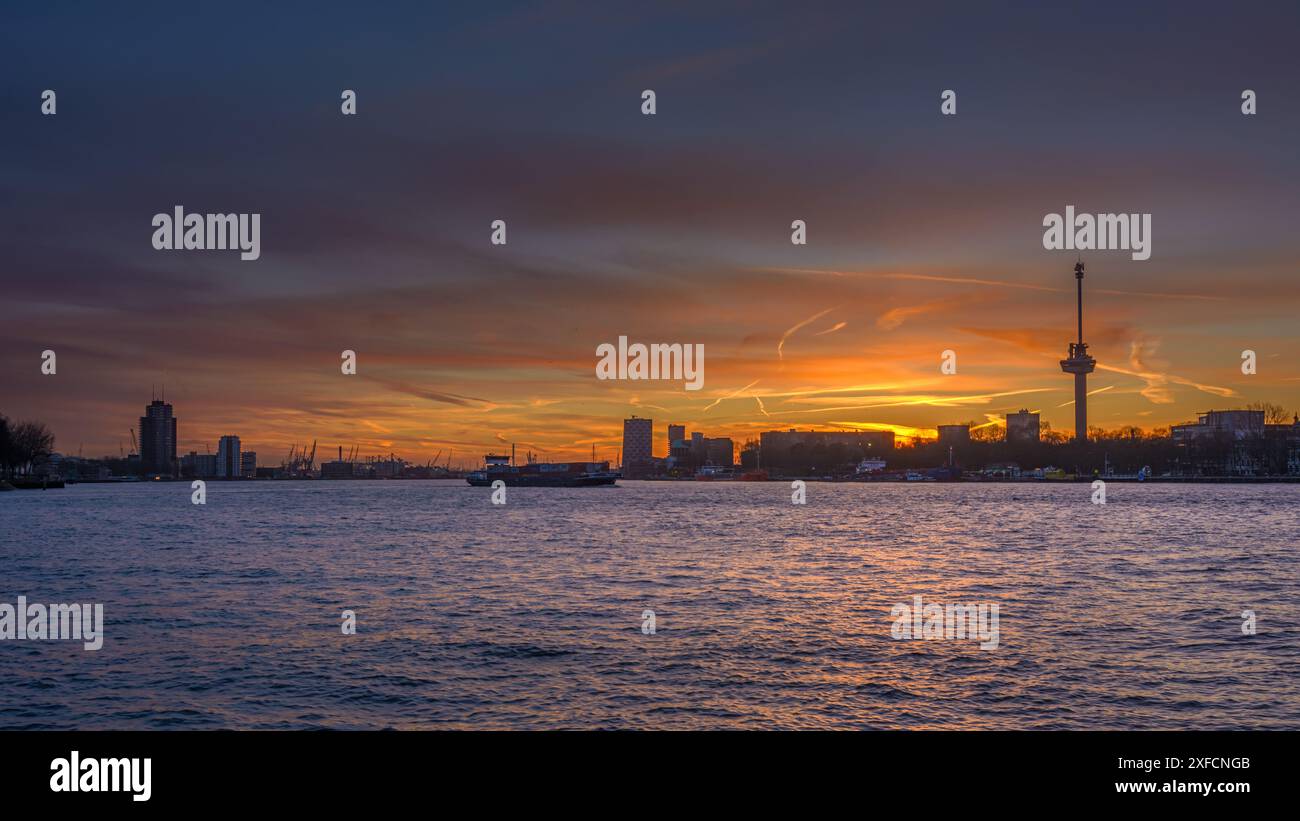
776, 387, 1057, 414
1097, 339, 1237, 404
828, 420, 938, 441
767, 267, 1060, 294
704, 379, 761, 412
1057, 384, 1115, 407
362, 375, 491, 408
767, 267, 1227, 301
877, 303, 942, 331
778, 308, 834, 360
630, 396, 669, 413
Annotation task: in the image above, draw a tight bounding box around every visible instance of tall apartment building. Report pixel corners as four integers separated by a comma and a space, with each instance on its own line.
139, 399, 177, 476
622, 416, 653, 479
217, 435, 241, 478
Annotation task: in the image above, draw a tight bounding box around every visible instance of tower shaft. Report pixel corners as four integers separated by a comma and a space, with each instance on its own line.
1074, 372, 1088, 441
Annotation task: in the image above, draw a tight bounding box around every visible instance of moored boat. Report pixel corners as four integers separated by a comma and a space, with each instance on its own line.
855, 457, 887, 476
693, 465, 736, 481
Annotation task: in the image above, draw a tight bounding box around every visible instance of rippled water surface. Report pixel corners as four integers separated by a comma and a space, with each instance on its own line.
1, 480, 1297, 729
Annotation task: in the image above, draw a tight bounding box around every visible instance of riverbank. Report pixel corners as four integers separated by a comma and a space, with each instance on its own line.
3, 477, 65, 490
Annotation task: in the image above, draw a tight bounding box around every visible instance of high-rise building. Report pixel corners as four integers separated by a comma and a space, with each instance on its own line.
1006, 410, 1041, 443
622, 416, 653, 478
667, 424, 685, 454
139, 399, 177, 476
240, 451, 257, 478
217, 435, 241, 478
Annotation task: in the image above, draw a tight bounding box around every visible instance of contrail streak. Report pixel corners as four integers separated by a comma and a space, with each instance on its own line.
704, 379, 761, 411
778, 308, 834, 360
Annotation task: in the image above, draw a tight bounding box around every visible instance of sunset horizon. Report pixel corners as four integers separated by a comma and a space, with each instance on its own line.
3, 0, 1295, 802
8, 255, 1297, 465
6, 5, 1298, 466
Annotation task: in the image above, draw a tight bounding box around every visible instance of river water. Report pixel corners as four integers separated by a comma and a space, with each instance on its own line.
1, 480, 1296, 729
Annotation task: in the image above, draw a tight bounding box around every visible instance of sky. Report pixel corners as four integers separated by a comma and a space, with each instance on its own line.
3, 1, 1299, 466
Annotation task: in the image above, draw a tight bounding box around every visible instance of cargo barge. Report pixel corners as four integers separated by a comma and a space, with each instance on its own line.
465, 454, 619, 487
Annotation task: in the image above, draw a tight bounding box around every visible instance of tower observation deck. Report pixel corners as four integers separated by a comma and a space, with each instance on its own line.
1059, 260, 1096, 443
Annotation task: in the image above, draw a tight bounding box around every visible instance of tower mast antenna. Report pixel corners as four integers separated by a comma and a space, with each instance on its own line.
1060, 260, 1097, 443
1075, 259, 1084, 345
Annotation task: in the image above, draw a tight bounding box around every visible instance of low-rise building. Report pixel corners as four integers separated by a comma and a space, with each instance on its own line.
1172, 410, 1265, 441
937, 424, 971, 446
1006, 410, 1040, 443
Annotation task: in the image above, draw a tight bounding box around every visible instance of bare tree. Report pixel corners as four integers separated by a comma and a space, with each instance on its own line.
10, 419, 55, 476
1246, 401, 1293, 425
0, 415, 12, 478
